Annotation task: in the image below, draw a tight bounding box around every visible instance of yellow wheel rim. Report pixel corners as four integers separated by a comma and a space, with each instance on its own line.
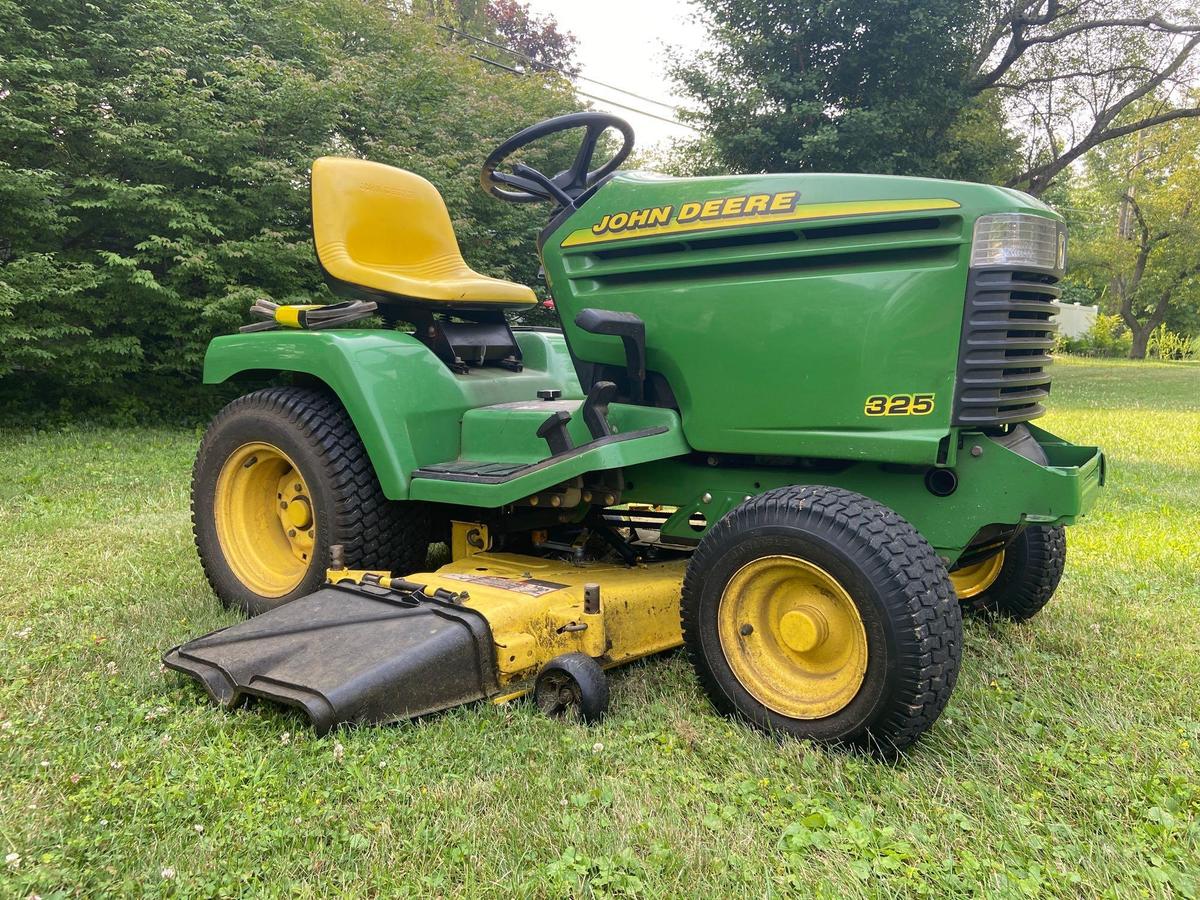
717, 555, 868, 720
949, 551, 1004, 600
214, 442, 317, 598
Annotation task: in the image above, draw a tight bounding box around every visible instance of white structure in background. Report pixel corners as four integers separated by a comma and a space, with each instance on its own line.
1055, 302, 1098, 339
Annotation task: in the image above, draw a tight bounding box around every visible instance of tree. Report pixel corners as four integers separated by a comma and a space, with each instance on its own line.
973, 1, 1200, 194
415, 0, 580, 75
674, 0, 1200, 195
488, 1, 579, 75
0, 0, 576, 418
1063, 107, 1200, 357
671, 0, 996, 180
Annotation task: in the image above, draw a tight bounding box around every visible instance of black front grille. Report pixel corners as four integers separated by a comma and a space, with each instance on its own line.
953, 268, 1060, 427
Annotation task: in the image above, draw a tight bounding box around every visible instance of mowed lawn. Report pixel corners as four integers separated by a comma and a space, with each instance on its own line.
1, 357, 1198, 898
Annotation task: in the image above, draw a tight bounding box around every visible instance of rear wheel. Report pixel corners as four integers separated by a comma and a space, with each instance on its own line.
681, 486, 962, 755
952, 525, 1065, 620
192, 387, 431, 616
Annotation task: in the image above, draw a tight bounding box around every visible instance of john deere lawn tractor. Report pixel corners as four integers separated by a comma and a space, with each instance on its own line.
165, 113, 1104, 753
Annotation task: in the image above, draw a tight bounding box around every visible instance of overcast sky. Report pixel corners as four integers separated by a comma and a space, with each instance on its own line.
525, 1, 707, 149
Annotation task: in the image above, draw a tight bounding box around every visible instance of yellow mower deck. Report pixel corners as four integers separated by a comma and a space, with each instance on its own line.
164, 550, 687, 732
413, 552, 686, 689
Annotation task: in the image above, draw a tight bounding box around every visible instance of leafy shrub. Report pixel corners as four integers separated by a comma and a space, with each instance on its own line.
1064, 314, 1133, 358
0, 0, 575, 423
1147, 324, 1200, 360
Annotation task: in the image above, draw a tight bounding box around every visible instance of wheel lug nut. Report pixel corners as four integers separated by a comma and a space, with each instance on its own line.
280, 501, 288, 509
740, 623, 753, 636
288, 529, 297, 538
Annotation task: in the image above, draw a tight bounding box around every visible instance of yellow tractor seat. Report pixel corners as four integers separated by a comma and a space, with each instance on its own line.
311, 157, 536, 309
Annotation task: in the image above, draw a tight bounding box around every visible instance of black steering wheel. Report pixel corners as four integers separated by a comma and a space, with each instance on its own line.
481, 111, 634, 206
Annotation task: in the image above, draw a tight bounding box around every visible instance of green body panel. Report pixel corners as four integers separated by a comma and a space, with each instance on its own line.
204, 328, 585, 498
204, 328, 689, 504
624, 424, 1103, 563
409, 403, 690, 506
203, 167, 1102, 564
540, 172, 1059, 465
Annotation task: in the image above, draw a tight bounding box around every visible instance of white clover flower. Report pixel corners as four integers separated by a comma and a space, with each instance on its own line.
5, 852, 20, 868
161, 867, 175, 880
333, 741, 345, 762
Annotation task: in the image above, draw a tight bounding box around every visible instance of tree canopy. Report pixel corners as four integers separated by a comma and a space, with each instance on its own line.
0, 0, 575, 418
674, 0, 1200, 195
415, 0, 580, 75
671, 0, 1005, 182
1062, 106, 1200, 357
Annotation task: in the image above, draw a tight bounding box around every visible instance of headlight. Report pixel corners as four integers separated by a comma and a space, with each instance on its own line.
971, 213, 1065, 270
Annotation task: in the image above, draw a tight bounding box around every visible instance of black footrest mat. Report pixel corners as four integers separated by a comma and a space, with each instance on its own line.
413, 460, 530, 480
163, 583, 499, 733
411, 426, 669, 484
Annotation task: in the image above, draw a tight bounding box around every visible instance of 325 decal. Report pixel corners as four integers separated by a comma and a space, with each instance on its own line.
863, 393, 936, 417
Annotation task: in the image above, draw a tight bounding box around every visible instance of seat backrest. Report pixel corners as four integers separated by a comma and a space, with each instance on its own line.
312, 156, 465, 281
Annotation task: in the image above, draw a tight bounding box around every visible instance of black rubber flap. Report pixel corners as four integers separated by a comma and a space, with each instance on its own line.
163, 583, 499, 734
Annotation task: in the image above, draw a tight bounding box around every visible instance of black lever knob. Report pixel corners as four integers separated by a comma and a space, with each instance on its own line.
582, 381, 617, 440
536, 409, 575, 455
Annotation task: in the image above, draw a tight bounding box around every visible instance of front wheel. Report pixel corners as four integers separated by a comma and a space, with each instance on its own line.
951, 525, 1066, 621
681, 486, 962, 755
192, 387, 431, 616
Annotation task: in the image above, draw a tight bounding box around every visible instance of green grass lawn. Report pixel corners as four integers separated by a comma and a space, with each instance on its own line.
2, 357, 1198, 898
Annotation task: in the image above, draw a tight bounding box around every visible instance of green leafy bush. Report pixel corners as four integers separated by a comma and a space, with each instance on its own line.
1147, 324, 1200, 360
0, 0, 575, 422
1064, 314, 1133, 358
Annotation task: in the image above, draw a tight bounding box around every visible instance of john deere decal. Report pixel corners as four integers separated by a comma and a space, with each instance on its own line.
560, 195, 961, 248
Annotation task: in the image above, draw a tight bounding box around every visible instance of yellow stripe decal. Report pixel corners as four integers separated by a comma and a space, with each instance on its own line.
560, 197, 961, 248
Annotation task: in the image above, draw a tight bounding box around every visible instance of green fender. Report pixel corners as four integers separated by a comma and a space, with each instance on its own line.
203, 329, 586, 499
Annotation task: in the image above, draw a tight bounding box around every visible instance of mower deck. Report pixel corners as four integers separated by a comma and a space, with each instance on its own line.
165, 552, 687, 732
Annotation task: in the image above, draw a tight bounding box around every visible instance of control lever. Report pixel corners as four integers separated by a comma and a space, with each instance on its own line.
574, 309, 646, 403
582, 381, 617, 440
536, 409, 575, 455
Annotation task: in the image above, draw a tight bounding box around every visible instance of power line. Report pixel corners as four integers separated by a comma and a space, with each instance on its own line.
437, 24, 688, 115
468, 53, 701, 132
572, 88, 700, 131
468, 53, 523, 75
